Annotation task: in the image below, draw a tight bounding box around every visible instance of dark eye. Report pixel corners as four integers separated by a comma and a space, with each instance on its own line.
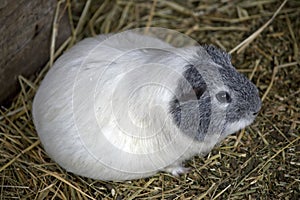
216, 91, 231, 103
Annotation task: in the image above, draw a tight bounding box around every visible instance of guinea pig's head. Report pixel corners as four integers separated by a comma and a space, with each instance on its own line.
169, 45, 261, 141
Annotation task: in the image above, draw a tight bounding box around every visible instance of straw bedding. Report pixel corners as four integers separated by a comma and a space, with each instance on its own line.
0, 0, 299, 199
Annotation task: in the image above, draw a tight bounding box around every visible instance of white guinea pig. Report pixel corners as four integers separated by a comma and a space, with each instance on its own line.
32, 31, 261, 181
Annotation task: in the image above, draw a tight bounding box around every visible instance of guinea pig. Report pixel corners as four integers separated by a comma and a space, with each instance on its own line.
32, 30, 261, 181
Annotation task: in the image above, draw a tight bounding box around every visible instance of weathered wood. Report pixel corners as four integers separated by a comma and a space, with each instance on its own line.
0, 0, 71, 105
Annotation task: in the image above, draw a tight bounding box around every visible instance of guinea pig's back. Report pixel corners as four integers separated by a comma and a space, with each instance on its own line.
32, 33, 180, 180
32, 36, 103, 177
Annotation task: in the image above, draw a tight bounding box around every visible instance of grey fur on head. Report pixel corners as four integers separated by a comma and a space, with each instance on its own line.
169, 45, 261, 141
203, 44, 232, 67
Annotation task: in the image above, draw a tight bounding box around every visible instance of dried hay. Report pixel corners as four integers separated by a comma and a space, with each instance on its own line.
1, 0, 299, 199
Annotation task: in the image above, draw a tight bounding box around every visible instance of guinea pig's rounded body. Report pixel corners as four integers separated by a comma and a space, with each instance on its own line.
33, 31, 261, 181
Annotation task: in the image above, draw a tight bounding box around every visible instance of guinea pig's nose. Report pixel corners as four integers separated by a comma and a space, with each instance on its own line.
252, 100, 261, 116
252, 111, 259, 116
252, 107, 261, 116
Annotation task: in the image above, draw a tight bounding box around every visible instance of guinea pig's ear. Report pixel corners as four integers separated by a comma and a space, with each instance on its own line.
179, 85, 207, 102
179, 65, 207, 102
202, 45, 232, 68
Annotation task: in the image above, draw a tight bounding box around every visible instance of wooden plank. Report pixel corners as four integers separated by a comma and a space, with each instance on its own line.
0, 0, 71, 105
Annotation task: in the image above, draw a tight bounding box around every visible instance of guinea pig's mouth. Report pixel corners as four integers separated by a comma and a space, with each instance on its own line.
223, 118, 254, 136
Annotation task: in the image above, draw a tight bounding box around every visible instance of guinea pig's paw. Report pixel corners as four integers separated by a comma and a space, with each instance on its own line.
164, 165, 191, 177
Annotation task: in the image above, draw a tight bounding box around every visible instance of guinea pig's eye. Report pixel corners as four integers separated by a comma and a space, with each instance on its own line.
216, 91, 231, 103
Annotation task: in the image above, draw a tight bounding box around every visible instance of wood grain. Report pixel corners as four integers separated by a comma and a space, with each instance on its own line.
0, 0, 71, 105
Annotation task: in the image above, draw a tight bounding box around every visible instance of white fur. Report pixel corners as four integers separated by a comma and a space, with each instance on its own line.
33, 32, 224, 180
224, 118, 253, 136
